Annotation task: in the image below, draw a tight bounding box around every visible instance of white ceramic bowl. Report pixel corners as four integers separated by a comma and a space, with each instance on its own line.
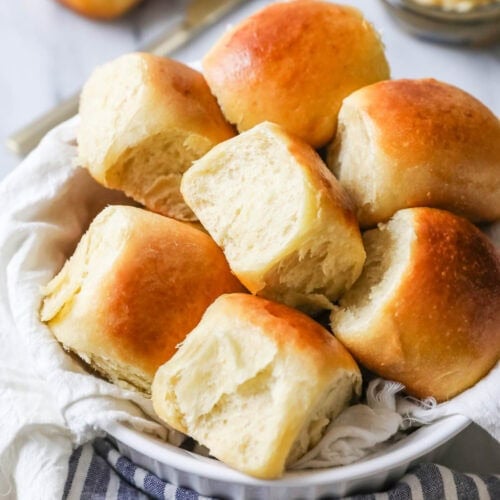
18, 119, 471, 499
8, 116, 477, 500
103, 415, 469, 499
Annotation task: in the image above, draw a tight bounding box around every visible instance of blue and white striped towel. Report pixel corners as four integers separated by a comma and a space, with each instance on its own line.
63, 438, 500, 499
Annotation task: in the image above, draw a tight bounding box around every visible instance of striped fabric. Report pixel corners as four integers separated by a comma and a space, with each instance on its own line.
63, 438, 500, 500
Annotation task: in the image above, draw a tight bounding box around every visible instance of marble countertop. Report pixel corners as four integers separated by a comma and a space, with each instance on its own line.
0, 0, 499, 476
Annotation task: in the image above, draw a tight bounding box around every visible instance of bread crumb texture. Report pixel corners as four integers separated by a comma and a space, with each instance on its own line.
181, 122, 365, 314
78, 53, 235, 221
152, 294, 361, 478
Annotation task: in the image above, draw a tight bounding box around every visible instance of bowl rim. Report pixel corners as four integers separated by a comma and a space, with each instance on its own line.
382, 0, 500, 22
103, 414, 470, 487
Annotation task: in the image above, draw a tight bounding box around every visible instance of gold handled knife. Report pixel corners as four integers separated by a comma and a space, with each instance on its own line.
6, 0, 245, 157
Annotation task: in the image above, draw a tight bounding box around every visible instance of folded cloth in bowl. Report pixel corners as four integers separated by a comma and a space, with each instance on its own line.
0, 118, 498, 499
63, 438, 500, 499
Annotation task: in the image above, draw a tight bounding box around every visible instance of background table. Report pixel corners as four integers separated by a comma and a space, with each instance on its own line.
0, 0, 498, 475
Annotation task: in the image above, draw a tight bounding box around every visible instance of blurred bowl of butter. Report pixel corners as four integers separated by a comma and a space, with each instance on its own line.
381, 0, 500, 45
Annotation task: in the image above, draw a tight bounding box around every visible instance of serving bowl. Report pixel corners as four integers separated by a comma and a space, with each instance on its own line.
103, 415, 469, 499
8, 111, 476, 500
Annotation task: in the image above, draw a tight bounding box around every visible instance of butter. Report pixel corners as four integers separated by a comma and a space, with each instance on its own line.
411, 0, 499, 12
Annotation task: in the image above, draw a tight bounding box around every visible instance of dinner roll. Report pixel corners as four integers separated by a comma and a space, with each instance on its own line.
180, 122, 366, 313
330, 208, 500, 402
78, 53, 235, 221
58, 0, 141, 19
40, 206, 244, 394
202, 0, 390, 148
327, 78, 500, 227
152, 293, 361, 479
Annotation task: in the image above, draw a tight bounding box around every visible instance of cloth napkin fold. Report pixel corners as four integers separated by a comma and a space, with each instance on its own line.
0, 118, 498, 499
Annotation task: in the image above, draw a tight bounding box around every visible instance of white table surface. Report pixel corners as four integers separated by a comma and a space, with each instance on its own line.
0, 0, 499, 478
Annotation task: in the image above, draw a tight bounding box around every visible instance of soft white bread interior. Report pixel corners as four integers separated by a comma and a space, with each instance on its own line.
180, 121, 366, 313
78, 53, 235, 221
331, 207, 500, 402
327, 78, 500, 227
40, 206, 244, 394
202, 0, 389, 149
152, 293, 361, 479
58, 0, 141, 19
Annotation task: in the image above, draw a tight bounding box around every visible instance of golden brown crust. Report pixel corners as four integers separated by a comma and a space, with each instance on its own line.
141, 54, 236, 146
331, 78, 500, 226
42, 206, 245, 391
58, 0, 141, 19
219, 294, 360, 375
333, 208, 500, 401
203, 0, 389, 148
97, 218, 245, 376
364, 79, 500, 172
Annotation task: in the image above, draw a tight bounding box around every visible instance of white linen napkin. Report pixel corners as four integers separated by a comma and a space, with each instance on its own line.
0, 118, 498, 499
0, 118, 167, 499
